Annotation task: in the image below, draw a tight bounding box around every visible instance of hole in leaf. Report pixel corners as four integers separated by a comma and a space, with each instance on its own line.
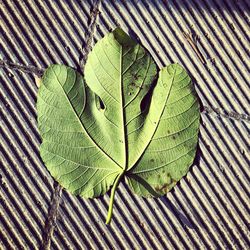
140, 75, 157, 113
140, 86, 154, 113
95, 95, 105, 111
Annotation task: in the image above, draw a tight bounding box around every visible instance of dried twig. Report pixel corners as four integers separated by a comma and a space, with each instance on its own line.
0, 60, 44, 76
183, 31, 206, 64
202, 106, 250, 122
80, 0, 102, 70
40, 183, 62, 250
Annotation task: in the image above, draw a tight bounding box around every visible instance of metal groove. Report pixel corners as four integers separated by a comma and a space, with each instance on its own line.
187, 0, 250, 111
170, 0, 249, 114
1, 1, 249, 249
193, 166, 248, 248
0, 113, 52, 203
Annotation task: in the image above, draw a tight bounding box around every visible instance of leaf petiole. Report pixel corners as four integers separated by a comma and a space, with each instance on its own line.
105, 171, 124, 225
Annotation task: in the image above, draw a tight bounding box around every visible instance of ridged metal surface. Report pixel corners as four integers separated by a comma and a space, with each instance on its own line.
0, 0, 249, 249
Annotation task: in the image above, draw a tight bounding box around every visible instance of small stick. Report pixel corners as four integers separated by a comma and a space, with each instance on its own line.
183, 31, 206, 64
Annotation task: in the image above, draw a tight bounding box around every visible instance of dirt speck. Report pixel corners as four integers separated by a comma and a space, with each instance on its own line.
8, 72, 14, 77
240, 149, 245, 155
230, 23, 235, 31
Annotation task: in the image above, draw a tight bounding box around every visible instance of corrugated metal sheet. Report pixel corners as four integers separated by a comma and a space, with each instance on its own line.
0, 0, 249, 249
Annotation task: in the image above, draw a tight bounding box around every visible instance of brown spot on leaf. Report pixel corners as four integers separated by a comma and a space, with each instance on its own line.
156, 174, 178, 193
133, 74, 138, 80
156, 183, 169, 193
171, 179, 177, 185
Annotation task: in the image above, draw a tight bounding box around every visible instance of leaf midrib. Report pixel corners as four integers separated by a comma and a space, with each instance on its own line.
120, 44, 127, 171
51, 67, 123, 171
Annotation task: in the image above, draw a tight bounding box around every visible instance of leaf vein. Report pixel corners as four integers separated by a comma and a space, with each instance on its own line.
147, 133, 198, 153
152, 115, 199, 141
133, 147, 194, 174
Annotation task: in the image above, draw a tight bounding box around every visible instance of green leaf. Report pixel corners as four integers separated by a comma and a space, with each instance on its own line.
37, 28, 200, 224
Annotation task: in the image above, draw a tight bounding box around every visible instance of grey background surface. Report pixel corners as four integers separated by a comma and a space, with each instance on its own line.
0, 0, 250, 249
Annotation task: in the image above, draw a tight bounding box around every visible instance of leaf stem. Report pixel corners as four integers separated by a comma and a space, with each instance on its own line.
105, 172, 124, 225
